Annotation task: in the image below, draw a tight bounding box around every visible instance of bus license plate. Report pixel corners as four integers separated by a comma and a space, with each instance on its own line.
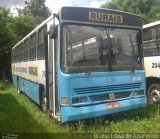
107, 102, 120, 109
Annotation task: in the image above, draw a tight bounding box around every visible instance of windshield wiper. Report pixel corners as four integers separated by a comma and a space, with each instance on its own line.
85, 49, 110, 76
129, 34, 136, 72
85, 53, 100, 76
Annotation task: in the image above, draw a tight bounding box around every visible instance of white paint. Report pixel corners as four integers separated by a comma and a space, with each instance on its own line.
144, 56, 160, 78
12, 60, 46, 84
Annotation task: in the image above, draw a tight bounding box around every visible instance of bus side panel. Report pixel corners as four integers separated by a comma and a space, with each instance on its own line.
144, 56, 160, 78
18, 77, 41, 105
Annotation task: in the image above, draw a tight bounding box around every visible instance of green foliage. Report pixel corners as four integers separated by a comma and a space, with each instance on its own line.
101, 0, 160, 24
11, 15, 35, 40
0, 0, 51, 52
0, 8, 34, 51
0, 8, 17, 50
0, 81, 62, 133
24, 0, 51, 25
14, 0, 51, 39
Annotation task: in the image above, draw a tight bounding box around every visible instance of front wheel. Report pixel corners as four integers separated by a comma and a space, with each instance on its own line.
147, 84, 160, 104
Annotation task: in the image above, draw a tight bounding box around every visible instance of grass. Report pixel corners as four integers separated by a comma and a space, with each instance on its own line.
0, 81, 160, 137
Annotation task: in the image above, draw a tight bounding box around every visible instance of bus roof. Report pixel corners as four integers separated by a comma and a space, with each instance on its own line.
60, 6, 141, 17
143, 20, 160, 29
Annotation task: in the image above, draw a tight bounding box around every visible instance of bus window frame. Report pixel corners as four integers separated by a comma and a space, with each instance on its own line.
29, 32, 37, 61
143, 25, 160, 57
23, 38, 29, 62
37, 26, 47, 60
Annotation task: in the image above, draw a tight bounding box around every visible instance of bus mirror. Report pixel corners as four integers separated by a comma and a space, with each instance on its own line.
49, 25, 58, 39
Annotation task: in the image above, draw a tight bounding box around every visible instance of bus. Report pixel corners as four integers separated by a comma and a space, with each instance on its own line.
11, 7, 147, 123
143, 21, 160, 104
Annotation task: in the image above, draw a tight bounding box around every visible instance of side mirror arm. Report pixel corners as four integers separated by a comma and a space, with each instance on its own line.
49, 13, 59, 39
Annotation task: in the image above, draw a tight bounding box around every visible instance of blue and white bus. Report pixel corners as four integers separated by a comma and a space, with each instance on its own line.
11, 7, 147, 123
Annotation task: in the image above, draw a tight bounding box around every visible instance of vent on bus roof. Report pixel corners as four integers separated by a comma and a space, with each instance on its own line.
73, 83, 141, 94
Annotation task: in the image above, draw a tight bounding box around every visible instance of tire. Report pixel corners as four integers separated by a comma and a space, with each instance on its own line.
17, 87, 21, 94
39, 85, 47, 112
147, 84, 160, 104
41, 92, 47, 112
17, 79, 22, 94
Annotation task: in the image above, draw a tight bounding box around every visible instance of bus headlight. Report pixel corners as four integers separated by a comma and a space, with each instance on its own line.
132, 90, 144, 96
72, 96, 87, 104
62, 97, 69, 105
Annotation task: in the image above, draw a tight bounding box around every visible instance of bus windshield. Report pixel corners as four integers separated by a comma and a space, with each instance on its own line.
62, 24, 142, 73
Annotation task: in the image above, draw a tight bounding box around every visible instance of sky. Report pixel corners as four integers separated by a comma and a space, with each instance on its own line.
0, 0, 108, 13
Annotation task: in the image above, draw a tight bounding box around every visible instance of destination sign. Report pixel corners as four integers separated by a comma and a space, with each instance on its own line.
60, 7, 142, 27
12, 65, 38, 76
89, 12, 123, 24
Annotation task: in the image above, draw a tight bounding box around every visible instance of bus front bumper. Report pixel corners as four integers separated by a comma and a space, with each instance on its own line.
61, 97, 147, 123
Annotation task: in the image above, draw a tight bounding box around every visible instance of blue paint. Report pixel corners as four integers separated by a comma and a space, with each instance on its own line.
59, 70, 147, 123
12, 75, 40, 105
12, 75, 17, 86
61, 97, 147, 123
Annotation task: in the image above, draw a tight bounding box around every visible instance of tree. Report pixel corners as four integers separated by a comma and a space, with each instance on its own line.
0, 8, 16, 80
13, 0, 51, 40
11, 12, 35, 40
0, 1, 51, 80
24, 0, 51, 25
0, 0, 51, 50
0, 8, 17, 51
101, 0, 160, 24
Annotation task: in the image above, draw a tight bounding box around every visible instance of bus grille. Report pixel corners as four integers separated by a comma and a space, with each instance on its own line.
89, 91, 131, 101
73, 83, 141, 94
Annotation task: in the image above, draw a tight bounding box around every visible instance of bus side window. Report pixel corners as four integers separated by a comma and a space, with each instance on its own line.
143, 27, 160, 57
12, 49, 16, 63
17, 45, 20, 62
24, 39, 29, 62
37, 26, 47, 60
29, 33, 36, 61
15, 47, 18, 63
19, 43, 24, 62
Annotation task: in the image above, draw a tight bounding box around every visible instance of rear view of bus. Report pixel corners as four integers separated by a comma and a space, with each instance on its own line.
57, 7, 147, 122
